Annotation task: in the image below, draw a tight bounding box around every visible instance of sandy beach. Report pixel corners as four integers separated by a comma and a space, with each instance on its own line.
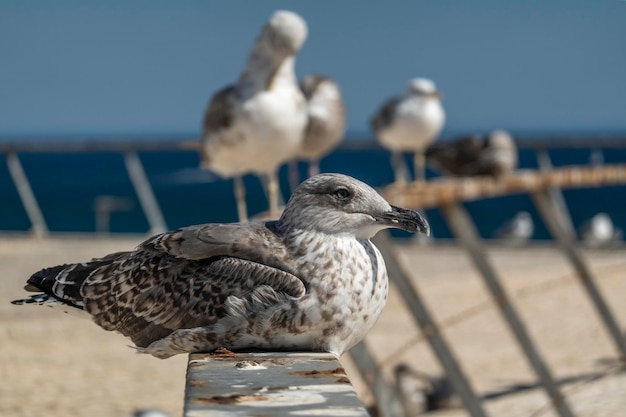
1, 235, 624, 417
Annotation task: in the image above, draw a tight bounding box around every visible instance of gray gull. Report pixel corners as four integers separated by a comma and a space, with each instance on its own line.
578, 213, 622, 246
371, 78, 445, 184
289, 74, 346, 188
11, 173, 429, 359
200, 10, 308, 222
493, 211, 534, 243
426, 130, 517, 179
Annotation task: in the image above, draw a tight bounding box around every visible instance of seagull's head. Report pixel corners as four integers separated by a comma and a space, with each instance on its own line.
406, 78, 441, 100
261, 10, 308, 59
280, 173, 430, 238
486, 130, 515, 150
299, 74, 343, 106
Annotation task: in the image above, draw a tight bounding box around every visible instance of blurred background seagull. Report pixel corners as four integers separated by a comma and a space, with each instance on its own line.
578, 213, 623, 247
393, 364, 459, 416
493, 211, 534, 244
426, 130, 518, 179
370, 78, 445, 184
289, 74, 346, 191
200, 10, 308, 222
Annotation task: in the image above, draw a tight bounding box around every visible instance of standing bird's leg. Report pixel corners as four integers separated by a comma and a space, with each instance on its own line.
267, 170, 280, 216
263, 171, 282, 217
391, 151, 409, 185
413, 151, 426, 183
308, 159, 321, 178
288, 160, 300, 194
233, 176, 248, 222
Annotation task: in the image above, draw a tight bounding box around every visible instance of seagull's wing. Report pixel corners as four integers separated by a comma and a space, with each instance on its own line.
140, 222, 296, 274
202, 85, 236, 136
370, 97, 400, 133
199, 85, 238, 166
18, 222, 305, 348
426, 136, 483, 176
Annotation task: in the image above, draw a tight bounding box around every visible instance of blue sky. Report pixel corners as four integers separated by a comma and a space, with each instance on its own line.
1, 1, 625, 137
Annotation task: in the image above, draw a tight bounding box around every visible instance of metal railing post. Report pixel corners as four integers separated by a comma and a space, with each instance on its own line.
123, 151, 168, 235
373, 231, 489, 417
5, 151, 49, 237
440, 203, 575, 417
532, 189, 626, 358
349, 340, 405, 417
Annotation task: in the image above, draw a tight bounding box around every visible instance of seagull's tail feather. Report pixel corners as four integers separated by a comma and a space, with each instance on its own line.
11, 292, 59, 306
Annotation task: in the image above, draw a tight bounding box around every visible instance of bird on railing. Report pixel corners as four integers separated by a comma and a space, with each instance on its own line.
578, 213, 623, 246
426, 130, 517, 179
200, 10, 308, 222
371, 78, 445, 185
393, 364, 459, 416
11, 173, 429, 359
493, 211, 534, 244
288, 74, 346, 191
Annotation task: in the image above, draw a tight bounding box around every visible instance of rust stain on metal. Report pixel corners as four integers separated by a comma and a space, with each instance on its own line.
188, 379, 206, 388
289, 367, 346, 378
336, 376, 351, 384
194, 394, 268, 405
209, 347, 238, 357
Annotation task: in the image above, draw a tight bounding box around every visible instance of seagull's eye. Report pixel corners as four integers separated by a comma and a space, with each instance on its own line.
333, 187, 351, 201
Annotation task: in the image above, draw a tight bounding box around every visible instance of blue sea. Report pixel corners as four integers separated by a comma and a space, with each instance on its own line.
1, 144, 625, 240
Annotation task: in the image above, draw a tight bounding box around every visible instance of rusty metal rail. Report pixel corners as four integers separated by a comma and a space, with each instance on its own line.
375, 164, 626, 417
381, 164, 626, 210
184, 350, 369, 417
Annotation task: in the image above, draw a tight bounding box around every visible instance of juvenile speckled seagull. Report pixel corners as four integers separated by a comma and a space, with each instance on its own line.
371, 78, 445, 184
426, 130, 517, 179
11, 173, 429, 359
200, 10, 308, 222
289, 74, 346, 190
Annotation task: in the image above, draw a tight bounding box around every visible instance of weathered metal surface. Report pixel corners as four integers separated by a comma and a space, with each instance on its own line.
381, 164, 626, 210
184, 351, 369, 417
440, 202, 575, 417
373, 231, 489, 417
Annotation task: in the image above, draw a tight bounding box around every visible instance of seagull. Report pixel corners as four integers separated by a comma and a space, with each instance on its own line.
426, 130, 517, 179
578, 213, 622, 246
371, 78, 445, 184
493, 211, 534, 244
11, 173, 429, 359
200, 10, 308, 222
394, 364, 459, 415
289, 74, 346, 190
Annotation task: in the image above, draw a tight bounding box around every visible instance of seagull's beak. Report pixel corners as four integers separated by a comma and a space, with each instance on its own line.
376, 205, 430, 236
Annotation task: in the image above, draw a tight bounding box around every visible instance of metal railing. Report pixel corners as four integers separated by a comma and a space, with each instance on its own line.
2, 134, 626, 416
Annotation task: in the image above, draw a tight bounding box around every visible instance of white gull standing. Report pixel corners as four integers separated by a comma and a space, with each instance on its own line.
11, 173, 429, 359
371, 78, 445, 184
200, 10, 308, 222
289, 74, 346, 190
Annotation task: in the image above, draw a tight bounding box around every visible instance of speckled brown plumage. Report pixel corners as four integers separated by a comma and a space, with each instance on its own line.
12, 173, 429, 359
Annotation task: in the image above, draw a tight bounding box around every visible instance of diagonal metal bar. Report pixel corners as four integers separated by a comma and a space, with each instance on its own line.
439, 202, 575, 417
372, 231, 489, 417
5, 151, 49, 237
535, 148, 575, 235
532, 189, 626, 359
349, 340, 405, 417
124, 151, 168, 234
